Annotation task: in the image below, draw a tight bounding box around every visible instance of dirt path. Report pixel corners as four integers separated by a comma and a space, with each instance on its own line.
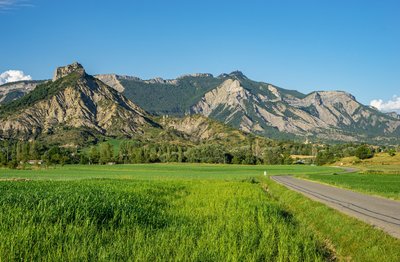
271, 175, 400, 239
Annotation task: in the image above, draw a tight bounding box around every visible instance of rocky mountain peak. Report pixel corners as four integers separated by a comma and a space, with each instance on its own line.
177, 73, 214, 79
228, 70, 247, 79
386, 112, 400, 119
95, 74, 126, 92
53, 62, 86, 81
0, 63, 158, 141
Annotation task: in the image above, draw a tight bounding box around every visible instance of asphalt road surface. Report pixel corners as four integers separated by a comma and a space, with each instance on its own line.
271, 176, 400, 239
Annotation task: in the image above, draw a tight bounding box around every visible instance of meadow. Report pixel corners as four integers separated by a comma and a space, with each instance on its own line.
333, 152, 400, 174
0, 164, 337, 181
1, 164, 399, 261
301, 152, 400, 200
300, 172, 400, 200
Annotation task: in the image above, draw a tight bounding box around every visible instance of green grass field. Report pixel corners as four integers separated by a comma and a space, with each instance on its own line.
0, 164, 337, 181
0, 164, 399, 261
333, 153, 400, 175
300, 172, 400, 200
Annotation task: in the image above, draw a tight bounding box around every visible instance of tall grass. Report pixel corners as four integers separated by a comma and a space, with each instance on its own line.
263, 177, 400, 261
0, 179, 331, 261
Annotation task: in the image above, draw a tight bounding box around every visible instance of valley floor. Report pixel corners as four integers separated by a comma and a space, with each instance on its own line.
0, 164, 399, 261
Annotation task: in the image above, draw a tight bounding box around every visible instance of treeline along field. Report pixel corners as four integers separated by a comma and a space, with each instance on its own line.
1, 138, 398, 169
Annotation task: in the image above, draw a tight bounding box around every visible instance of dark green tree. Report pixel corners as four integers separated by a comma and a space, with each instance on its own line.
99, 143, 114, 164
355, 145, 374, 160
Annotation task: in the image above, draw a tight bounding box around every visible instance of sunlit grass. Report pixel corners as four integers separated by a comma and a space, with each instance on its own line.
0, 178, 330, 261
0, 164, 398, 261
299, 172, 400, 200
0, 163, 338, 181
263, 177, 400, 261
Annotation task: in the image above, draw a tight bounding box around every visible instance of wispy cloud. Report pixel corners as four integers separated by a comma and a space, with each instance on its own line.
370, 95, 400, 113
0, 0, 33, 11
0, 70, 32, 85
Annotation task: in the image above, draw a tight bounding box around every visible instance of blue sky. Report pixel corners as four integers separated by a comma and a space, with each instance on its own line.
1, 0, 399, 111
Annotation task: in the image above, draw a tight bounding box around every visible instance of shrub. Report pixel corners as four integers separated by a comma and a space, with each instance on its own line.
355, 145, 374, 160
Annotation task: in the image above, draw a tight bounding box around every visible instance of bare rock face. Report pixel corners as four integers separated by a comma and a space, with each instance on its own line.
144, 77, 178, 85
386, 112, 400, 120
95, 74, 125, 92
0, 63, 157, 140
53, 62, 85, 81
0, 80, 42, 104
162, 115, 247, 144
191, 79, 251, 116
190, 79, 400, 141
177, 73, 213, 79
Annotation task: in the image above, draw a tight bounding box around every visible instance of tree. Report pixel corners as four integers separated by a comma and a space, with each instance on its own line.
388, 148, 396, 157
89, 146, 100, 164
224, 153, 233, 164
42, 146, 62, 165
178, 146, 184, 162
315, 149, 335, 165
79, 153, 89, 164
0, 151, 7, 166
99, 143, 114, 164
355, 145, 374, 160
263, 147, 284, 165
29, 141, 41, 160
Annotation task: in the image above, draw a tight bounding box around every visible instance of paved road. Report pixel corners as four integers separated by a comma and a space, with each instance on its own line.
271, 176, 400, 239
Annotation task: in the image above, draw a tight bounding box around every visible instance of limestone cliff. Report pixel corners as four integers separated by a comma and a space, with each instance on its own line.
0, 63, 157, 140
0, 80, 44, 104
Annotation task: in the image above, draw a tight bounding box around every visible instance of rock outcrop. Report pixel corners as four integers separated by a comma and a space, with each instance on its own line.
95, 74, 126, 92
53, 62, 86, 81
0, 80, 44, 104
0, 63, 158, 140
90, 70, 400, 142
4, 66, 400, 143
189, 78, 400, 142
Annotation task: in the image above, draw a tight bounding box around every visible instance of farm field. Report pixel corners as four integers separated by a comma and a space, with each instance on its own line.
0, 164, 337, 181
1, 164, 399, 261
299, 172, 400, 200
333, 152, 400, 174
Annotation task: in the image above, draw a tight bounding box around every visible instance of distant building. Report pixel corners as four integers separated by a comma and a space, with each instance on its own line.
27, 160, 43, 165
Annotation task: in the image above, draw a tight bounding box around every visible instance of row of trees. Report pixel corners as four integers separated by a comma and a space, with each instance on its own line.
314, 144, 383, 165
0, 140, 397, 168
0, 140, 294, 167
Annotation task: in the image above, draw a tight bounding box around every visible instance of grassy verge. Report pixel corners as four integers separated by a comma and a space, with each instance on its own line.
263, 177, 400, 261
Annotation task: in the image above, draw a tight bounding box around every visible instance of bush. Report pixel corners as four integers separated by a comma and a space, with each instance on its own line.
355, 145, 374, 160
388, 149, 396, 157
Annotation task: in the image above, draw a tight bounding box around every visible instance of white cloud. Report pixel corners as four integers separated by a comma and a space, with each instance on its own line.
0, 70, 32, 85
0, 0, 33, 11
370, 95, 400, 113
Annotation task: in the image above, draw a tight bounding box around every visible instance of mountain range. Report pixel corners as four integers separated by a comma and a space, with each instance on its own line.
97, 71, 400, 143
1, 62, 399, 144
